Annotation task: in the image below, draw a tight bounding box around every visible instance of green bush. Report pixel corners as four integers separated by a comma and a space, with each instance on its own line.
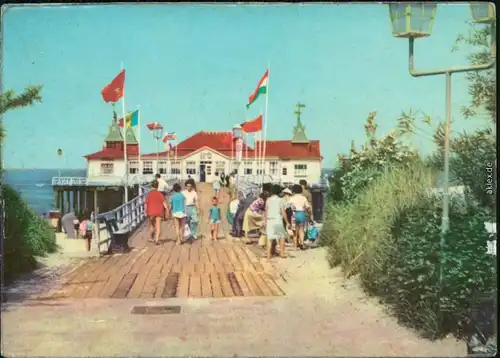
2, 184, 57, 282
368, 196, 496, 339
322, 161, 433, 278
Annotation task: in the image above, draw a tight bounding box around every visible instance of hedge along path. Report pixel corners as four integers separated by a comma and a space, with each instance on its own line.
36, 183, 285, 300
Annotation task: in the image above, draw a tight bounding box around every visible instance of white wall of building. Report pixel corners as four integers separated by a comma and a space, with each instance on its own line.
87, 149, 322, 185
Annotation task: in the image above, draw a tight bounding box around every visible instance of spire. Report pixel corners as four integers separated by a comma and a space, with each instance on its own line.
104, 112, 123, 142
291, 102, 309, 144
124, 126, 138, 145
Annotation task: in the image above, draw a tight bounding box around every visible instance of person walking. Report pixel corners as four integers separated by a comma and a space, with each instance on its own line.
145, 180, 168, 245
289, 184, 312, 250
299, 179, 313, 221
156, 173, 169, 196
265, 185, 288, 259
208, 196, 222, 241
182, 179, 200, 240
169, 183, 187, 245
213, 171, 221, 199
242, 191, 269, 244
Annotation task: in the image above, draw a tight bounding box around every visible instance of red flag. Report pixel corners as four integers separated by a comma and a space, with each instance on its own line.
241, 114, 263, 133
101, 70, 125, 103
146, 122, 163, 131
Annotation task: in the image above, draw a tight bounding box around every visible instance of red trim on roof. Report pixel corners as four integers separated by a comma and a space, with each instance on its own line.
84, 144, 139, 160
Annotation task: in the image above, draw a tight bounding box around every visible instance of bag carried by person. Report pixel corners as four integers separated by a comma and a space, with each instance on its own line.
184, 223, 192, 240
307, 224, 319, 241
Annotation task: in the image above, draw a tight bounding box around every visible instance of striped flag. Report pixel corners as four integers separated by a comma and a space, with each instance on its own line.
247, 70, 268, 109
162, 132, 176, 142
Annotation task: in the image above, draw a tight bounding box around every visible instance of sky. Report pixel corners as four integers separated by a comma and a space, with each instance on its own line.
2, 3, 492, 169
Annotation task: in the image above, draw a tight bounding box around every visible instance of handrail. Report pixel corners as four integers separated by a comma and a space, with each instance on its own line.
92, 177, 180, 254
52, 177, 88, 186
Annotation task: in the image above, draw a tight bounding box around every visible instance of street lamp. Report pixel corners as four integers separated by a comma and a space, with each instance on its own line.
151, 125, 163, 174
388, 0, 496, 318
388, 2, 496, 233
233, 124, 243, 196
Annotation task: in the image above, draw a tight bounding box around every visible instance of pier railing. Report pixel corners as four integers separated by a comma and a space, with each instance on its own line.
93, 178, 180, 255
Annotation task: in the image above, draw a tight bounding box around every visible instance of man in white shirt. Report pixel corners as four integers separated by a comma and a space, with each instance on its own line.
155, 174, 169, 196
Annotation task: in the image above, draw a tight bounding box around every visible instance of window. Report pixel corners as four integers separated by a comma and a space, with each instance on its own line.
206, 165, 212, 176
170, 160, 180, 175
129, 161, 139, 174
282, 166, 288, 176
100, 162, 114, 175
143, 161, 153, 174
257, 169, 264, 175
269, 161, 278, 176
186, 161, 196, 175
158, 161, 168, 175
244, 161, 253, 166
215, 160, 225, 173
244, 168, 253, 175
294, 164, 308, 177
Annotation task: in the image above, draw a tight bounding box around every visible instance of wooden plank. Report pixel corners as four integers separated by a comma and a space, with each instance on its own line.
204, 262, 215, 273
85, 255, 123, 298
127, 260, 155, 298
201, 274, 213, 297
140, 244, 169, 298
99, 251, 140, 298
224, 247, 242, 271
252, 273, 274, 296
207, 244, 225, 273
233, 245, 257, 273
112, 273, 138, 298
209, 273, 224, 298
154, 264, 172, 298
198, 247, 209, 264
234, 272, 252, 297
189, 274, 202, 298
242, 272, 262, 296
71, 257, 113, 299
218, 272, 235, 297
176, 273, 190, 297
129, 247, 156, 274
261, 273, 285, 296
162, 273, 179, 298
178, 245, 190, 269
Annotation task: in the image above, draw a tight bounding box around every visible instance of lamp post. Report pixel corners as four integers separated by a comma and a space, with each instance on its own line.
57, 148, 63, 178
233, 124, 243, 196
151, 126, 163, 175
388, 0, 496, 317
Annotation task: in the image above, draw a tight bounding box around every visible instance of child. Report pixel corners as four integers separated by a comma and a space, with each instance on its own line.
208, 197, 221, 241
213, 172, 221, 198
78, 211, 94, 252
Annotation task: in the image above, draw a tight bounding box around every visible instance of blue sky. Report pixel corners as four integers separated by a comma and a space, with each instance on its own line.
2, 3, 490, 169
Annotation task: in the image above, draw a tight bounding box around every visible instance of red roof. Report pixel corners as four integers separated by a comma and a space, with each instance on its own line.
84, 144, 139, 160
85, 131, 322, 161
142, 131, 322, 160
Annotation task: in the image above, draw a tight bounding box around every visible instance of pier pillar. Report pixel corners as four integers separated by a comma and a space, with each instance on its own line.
74, 189, 79, 214
83, 190, 88, 212
66, 190, 71, 214
60, 190, 65, 215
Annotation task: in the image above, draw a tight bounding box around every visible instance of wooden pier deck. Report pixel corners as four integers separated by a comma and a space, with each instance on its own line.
38, 183, 285, 300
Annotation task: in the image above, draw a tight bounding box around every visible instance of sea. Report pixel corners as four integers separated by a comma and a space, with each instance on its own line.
3, 169, 86, 215
3, 168, 333, 215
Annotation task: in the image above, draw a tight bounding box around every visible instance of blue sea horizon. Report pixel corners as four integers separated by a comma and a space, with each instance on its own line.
3, 168, 86, 215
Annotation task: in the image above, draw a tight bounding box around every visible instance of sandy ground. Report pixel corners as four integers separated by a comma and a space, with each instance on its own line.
2, 243, 466, 357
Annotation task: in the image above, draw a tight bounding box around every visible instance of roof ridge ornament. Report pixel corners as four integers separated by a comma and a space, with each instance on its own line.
291, 102, 310, 144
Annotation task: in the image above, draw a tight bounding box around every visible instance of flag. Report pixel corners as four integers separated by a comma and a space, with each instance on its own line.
101, 70, 125, 103
118, 110, 139, 128
162, 132, 176, 142
146, 122, 163, 130
247, 70, 268, 109
167, 132, 177, 140
241, 114, 263, 133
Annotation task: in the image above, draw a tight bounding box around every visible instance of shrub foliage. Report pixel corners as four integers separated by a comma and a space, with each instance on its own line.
2, 184, 57, 282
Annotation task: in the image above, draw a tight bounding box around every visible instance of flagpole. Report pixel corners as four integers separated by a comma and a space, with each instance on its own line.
175, 139, 178, 179
231, 130, 234, 174
137, 105, 142, 182
261, 64, 270, 190
121, 63, 129, 204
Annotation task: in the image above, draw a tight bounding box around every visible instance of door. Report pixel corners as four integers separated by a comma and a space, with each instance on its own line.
199, 164, 206, 182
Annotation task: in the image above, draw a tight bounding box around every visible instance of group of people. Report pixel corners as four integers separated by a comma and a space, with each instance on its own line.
145, 174, 316, 259
230, 180, 315, 259
213, 171, 236, 199
145, 175, 201, 245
